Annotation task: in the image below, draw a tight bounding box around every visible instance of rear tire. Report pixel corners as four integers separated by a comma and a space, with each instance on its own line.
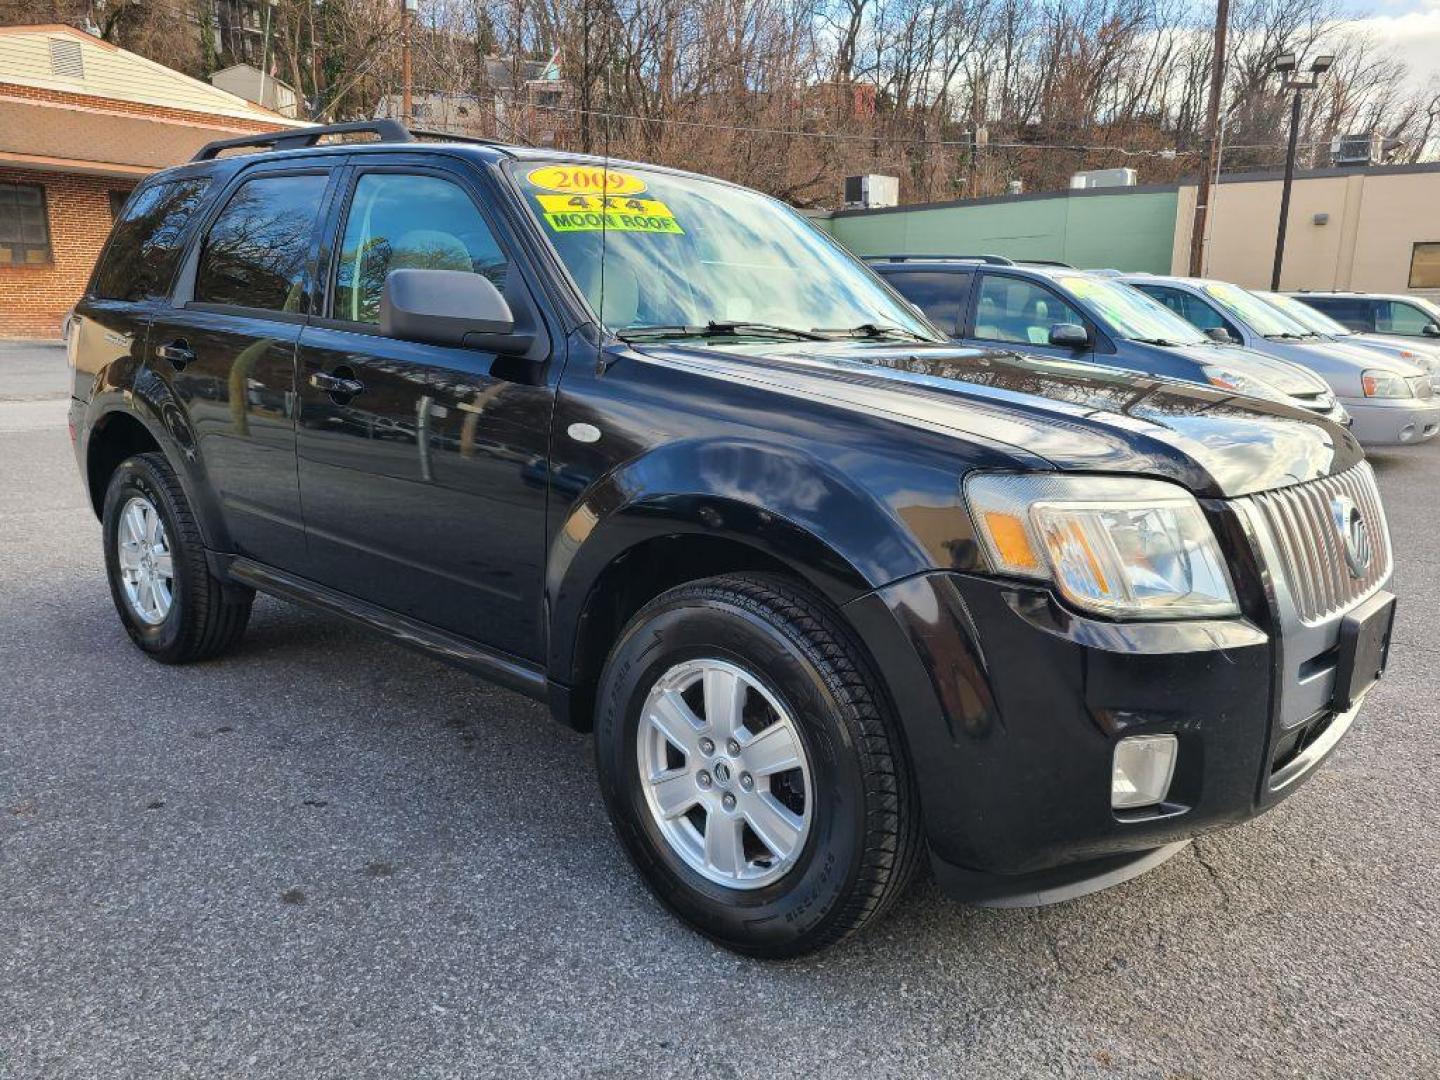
101, 452, 253, 663
594, 573, 921, 957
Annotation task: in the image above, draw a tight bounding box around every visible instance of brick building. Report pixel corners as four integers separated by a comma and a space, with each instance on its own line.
0, 25, 306, 338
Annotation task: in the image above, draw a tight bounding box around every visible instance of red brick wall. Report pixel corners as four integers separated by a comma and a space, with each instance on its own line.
0, 168, 135, 338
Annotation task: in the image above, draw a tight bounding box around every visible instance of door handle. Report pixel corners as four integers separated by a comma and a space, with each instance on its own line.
310, 370, 365, 398
155, 339, 194, 370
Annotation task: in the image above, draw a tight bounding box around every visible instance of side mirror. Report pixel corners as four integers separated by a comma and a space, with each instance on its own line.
381, 268, 520, 349
1048, 322, 1090, 349
1424, 323, 1440, 338
1205, 326, 1234, 343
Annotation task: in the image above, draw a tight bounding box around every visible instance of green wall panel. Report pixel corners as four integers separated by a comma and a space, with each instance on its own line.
825, 189, 1178, 273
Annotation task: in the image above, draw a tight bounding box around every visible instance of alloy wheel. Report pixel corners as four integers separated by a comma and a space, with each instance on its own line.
116, 495, 174, 625
637, 659, 813, 889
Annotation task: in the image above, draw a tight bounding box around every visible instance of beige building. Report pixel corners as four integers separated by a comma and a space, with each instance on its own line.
1173, 162, 1440, 300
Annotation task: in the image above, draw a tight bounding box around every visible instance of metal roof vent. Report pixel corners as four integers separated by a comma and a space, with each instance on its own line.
48, 38, 86, 80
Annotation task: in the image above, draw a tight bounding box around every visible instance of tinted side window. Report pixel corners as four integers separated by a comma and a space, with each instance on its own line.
333, 172, 508, 324
974, 275, 1083, 344
1303, 297, 1372, 331
92, 178, 211, 301
195, 173, 329, 312
879, 270, 968, 335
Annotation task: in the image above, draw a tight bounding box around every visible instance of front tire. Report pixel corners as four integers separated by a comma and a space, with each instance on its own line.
594, 574, 921, 957
101, 452, 253, 663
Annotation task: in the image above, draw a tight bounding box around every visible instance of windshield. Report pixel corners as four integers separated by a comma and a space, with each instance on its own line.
1052, 274, 1209, 344
1202, 281, 1314, 337
1255, 291, 1351, 336
509, 160, 938, 341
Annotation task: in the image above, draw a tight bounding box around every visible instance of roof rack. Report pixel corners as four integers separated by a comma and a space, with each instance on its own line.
1016, 258, 1074, 268
190, 119, 519, 162
192, 120, 415, 161
862, 254, 1015, 266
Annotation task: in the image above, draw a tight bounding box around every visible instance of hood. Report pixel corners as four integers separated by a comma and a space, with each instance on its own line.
1262, 337, 1429, 380
1165, 342, 1331, 397
631, 339, 1362, 498
1341, 333, 1440, 375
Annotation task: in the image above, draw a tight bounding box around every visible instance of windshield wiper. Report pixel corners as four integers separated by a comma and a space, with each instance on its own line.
617, 320, 830, 343
1130, 337, 1179, 346
815, 322, 932, 342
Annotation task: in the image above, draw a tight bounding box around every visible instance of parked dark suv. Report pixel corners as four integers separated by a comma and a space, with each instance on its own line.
69, 122, 1396, 957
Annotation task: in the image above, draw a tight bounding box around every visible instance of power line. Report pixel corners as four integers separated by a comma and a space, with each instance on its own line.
410, 85, 1333, 159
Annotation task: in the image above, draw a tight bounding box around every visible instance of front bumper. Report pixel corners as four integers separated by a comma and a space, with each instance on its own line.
1341, 396, 1440, 445
842, 563, 1391, 903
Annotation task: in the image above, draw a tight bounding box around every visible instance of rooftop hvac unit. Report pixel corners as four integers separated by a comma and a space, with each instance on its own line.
1069, 168, 1137, 190
1330, 132, 1397, 168
843, 174, 900, 209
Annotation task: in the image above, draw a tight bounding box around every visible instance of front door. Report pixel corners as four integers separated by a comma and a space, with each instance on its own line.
151, 167, 335, 569
295, 164, 554, 660
967, 272, 1097, 361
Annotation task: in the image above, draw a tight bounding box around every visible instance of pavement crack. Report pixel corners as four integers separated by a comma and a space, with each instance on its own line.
1191, 839, 1233, 906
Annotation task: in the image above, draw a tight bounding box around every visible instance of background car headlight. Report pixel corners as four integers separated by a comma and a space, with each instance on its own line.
965, 474, 1240, 619
1362, 370, 1413, 398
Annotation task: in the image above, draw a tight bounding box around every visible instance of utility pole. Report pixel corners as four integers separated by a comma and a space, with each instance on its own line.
1189, 0, 1229, 276
1270, 52, 1333, 290
401, 0, 417, 125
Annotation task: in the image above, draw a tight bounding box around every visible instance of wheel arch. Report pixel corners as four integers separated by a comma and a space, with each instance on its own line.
83, 383, 229, 551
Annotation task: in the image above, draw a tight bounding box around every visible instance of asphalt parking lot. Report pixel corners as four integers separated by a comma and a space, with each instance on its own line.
2, 338, 1437, 1079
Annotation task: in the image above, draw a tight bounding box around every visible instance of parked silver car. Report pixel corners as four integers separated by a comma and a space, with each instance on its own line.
1258, 290, 1440, 391
1122, 275, 1440, 447
1288, 291, 1440, 343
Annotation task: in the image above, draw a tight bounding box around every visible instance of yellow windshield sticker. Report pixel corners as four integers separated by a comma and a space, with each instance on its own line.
537, 193, 684, 235
527, 165, 647, 196
1058, 276, 1095, 297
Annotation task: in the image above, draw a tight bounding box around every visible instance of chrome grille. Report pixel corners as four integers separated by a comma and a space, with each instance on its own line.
1248, 462, 1392, 625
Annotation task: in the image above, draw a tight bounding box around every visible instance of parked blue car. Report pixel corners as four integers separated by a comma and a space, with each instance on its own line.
868, 256, 1347, 423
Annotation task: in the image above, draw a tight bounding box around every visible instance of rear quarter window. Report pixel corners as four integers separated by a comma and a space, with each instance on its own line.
90, 177, 212, 301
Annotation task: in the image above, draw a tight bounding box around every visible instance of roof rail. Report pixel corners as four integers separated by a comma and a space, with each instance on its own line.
1016, 258, 1074, 268
862, 253, 1015, 266
406, 127, 518, 148
192, 119, 416, 161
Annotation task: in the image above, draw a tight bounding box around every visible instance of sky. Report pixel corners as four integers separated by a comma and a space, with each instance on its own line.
1338, 0, 1440, 93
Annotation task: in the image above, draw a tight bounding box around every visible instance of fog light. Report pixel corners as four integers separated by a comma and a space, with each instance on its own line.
1112, 735, 1178, 810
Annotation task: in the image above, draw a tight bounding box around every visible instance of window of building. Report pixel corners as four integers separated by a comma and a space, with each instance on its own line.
195, 173, 329, 312
0, 183, 53, 266
332, 172, 507, 324
973, 274, 1084, 345
1409, 243, 1440, 290
92, 178, 212, 301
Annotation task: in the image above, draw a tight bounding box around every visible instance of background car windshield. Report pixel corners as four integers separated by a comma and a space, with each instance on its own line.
510, 161, 937, 338
1203, 282, 1310, 337
1257, 291, 1351, 336
1056, 274, 1208, 344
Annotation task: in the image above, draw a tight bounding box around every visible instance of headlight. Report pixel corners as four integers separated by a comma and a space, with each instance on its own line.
1202, 365, 1279, 400
1362, 369, 1413, 398
965, 474, 1239, 620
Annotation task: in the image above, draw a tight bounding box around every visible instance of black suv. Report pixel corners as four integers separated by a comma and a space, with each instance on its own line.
68, 122, 1396, 957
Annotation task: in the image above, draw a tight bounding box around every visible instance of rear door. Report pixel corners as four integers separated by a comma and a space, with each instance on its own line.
875, 268, 972, 337
150, 161, 339, 569
293, 157, 556, 661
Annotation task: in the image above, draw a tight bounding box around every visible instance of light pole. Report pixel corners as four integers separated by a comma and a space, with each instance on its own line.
1270, 51, 1334, 290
